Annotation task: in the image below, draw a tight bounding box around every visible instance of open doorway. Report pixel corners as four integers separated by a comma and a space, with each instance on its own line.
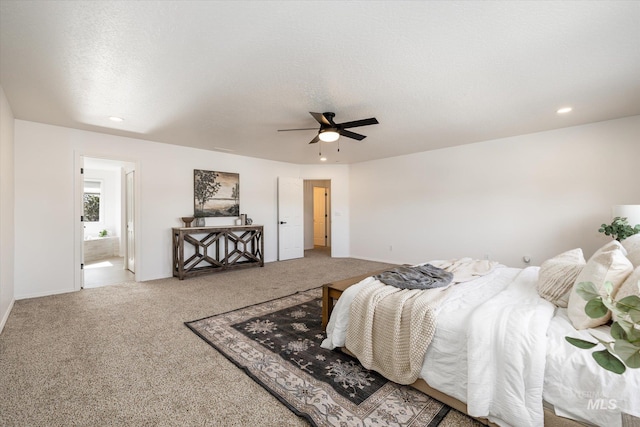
303, 179, 331, 258
81, 157, 136, 288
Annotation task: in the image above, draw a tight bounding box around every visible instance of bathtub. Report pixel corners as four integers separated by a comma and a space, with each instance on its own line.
84, 236, 119, 262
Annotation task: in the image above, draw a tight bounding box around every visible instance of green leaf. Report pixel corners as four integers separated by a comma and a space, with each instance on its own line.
616, 295, 640, 323
616, 319, 640, 343
585, 298, 608, 318
626, 326, 640, 344
603, 281, 614, 296
611, 322, 627, 341
592, 350, 626, 374
565, 337, 598, 349
576, 282, 600, 302
599, 217, 640, 241
630, 335, 640, 345
601, 296, 616, 312
617, 295, 640, 313
614, 340, 640, 369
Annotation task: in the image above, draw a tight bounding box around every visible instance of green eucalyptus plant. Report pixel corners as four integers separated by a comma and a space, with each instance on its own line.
566, 281, 640, 374
598, 216, 640, 241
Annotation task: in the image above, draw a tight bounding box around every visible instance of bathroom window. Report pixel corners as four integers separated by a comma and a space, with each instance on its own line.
83, 180, 103, 222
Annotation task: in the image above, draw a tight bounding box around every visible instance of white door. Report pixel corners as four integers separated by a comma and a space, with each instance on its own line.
126, 171, 135, 273
313, 187, 326, 246
278, 177, 304, 260
78, 156, 85, 289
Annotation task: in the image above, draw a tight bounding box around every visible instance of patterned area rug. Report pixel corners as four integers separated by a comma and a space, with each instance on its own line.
186, 287, 478, 426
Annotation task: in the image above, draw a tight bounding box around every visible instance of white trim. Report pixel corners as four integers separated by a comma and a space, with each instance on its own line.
347, 255, 398, 264
75, 152, 141, 290
0, 298, 15, 334
74, 152, 84, 291
15, 287, 75, 301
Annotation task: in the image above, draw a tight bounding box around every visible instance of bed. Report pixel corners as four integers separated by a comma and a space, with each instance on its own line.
320, 238, 640, 427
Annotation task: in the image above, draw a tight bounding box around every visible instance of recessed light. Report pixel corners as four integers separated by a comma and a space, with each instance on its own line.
109, 116, 124, 122
213, 147, 234, 152
320, 157, 327, 162
556, 107, 572, 114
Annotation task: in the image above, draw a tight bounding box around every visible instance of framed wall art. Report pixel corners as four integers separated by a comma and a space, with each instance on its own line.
194, 169, 240, 217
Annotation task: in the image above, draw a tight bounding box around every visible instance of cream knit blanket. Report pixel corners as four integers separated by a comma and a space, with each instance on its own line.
345, 282, 451, 384
344, 258, 499, 385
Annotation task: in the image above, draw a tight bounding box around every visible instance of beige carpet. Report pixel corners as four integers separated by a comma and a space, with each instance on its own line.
0, 251, 479, 426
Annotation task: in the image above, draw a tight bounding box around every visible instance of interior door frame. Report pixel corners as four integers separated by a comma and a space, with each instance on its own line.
74, 155, 84, 289
303, 179, 332, 255
74, 152, 141, 291
125, 170, 135, 273
313, 186, 327, 247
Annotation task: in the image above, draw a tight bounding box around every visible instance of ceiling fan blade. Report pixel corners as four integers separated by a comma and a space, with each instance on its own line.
340, 129, 366, 141
308, 134, 321, 144
338, 117, 379, 129
277, 127, 318, 132
309, 112, 331, 126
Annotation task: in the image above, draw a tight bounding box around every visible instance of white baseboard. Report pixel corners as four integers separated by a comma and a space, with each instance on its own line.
15, 287, 76, 301
0, 298, 15, 335
350, 255, 400, 265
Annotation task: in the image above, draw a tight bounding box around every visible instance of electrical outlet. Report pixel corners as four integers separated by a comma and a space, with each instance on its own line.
389, 245, 393, 252
484, 253, 490, 260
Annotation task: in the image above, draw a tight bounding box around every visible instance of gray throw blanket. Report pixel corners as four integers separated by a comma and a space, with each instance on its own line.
374, 264, 453, 290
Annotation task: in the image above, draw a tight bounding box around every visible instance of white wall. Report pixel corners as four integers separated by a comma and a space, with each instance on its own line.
350, 116, 640, 267
0, 87, 15, 332
14, 121, 352, 299
11, 115, 639, 299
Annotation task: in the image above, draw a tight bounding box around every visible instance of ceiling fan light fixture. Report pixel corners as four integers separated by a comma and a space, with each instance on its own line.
319, 129, 340, 142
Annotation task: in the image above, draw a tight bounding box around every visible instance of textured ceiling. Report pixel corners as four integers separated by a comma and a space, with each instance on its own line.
1, 1, 639, 164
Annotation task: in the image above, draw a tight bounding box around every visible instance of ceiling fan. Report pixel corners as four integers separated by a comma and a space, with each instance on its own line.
278, 112, 379, 144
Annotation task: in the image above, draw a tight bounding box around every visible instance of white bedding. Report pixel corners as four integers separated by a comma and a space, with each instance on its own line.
544, 309, 640, 426
321, 263, 640, 427
465, 267, 554, 426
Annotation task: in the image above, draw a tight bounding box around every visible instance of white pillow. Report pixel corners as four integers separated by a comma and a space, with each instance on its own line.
612, 266, 640, 322
621, 233, 640, 267
592, 239, 627, 258
622, 233, 640, 253
567, 245, 633, 330
625, 250, 640, 268
537, 248, 585, 307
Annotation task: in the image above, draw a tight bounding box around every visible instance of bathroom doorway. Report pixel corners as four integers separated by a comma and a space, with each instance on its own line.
81, 157, 136, 288
303, 179, 331, 257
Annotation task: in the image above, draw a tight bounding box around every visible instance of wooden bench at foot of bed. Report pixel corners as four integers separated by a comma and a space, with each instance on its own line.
322, 269, 389, 330
321, 271, 590, 427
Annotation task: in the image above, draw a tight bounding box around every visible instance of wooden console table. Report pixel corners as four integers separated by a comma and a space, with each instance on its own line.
172, 225, 264, 280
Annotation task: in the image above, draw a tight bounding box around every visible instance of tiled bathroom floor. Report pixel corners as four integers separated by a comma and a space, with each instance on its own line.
84, 256, 135, 288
